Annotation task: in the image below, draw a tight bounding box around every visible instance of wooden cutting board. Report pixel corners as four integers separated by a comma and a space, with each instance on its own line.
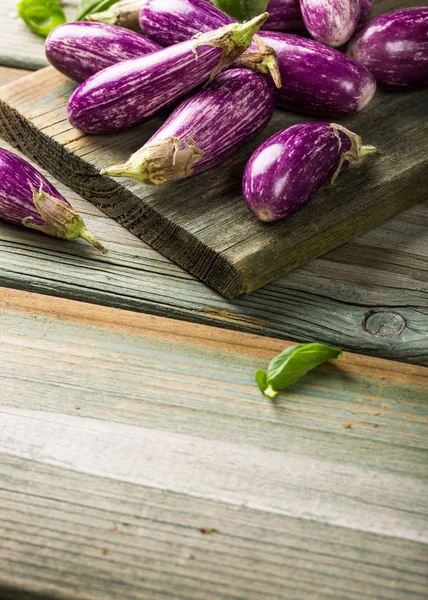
0, 67, 427, 298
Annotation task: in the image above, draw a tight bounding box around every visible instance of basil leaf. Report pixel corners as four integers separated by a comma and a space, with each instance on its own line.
77, 0, 119, 21
255, 369, 268, 394
266, 343, 343, 392
211, 0, 269, 21
17, 0, 66, 37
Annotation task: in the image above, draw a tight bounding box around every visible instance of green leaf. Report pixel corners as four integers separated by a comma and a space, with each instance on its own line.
211, 0, 269, 21
255, 369, 268, 394
76, 0, 119, 21
17, 0, 66, 37
266, 343, 343, 392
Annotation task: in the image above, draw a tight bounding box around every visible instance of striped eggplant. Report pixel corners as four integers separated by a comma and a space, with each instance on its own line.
348, 8, 428, 88
138, 0, 281, 85
254, 32, 376, 115
67, 14, 268, 134
300, 0, 360, 47
263, 0, 305, 31
45, 22, 161, 83
243, 122, 376, 222
359, 0, 372, 22
0, 149, 107, 252
101, 69, 275, 184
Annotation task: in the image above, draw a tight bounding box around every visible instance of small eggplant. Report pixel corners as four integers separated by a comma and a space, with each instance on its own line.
45, 22, 161, 83
87, 0, 148, 31
139, 0, 233, 46
101, 69, 275, 184
348, 8, 428, 88
300, 0, 360, 47
67, 14, 268, 134
263, 0, 305, 32
359, 0, 372, 23
139, 0, 281, 85
254, 32, 376, 116
0, 149, 107, 252
243, 122, 376, 222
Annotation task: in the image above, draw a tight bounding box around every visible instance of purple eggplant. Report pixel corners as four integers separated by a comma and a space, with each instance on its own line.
67, 14, 268, 134
348, 8, 428, 88
0, 149, 107, 252
139, 0, 233, 46
138, 0, 281, 85
45, 22, 161, 83
300, 0, 360, 47
254, 32, 376, 115
243, 122, 376, 222
263, 0, 306, 31
101, 69, 275, 184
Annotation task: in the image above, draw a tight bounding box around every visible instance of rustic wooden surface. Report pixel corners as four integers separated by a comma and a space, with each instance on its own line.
1, 64, 427, 299
0, 102, 426, 364
1, 287, 427, 600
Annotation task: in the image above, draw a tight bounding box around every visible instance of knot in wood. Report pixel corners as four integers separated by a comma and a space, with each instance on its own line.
363, 311, 406, 337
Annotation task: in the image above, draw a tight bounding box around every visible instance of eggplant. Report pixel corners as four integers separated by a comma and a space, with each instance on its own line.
101, 69, 275, 184
263, 0, 305, 32
348, 8, 428, 88
45, 22, 161, 83
254, 32, 376, 116
300, 0, 360, 47
0, 149, 107, 253
139, 0, 233, 46
87, 0, 148, 31
67, 14, 268, 134
243, 122, 376, 222
138, 0, 281, 85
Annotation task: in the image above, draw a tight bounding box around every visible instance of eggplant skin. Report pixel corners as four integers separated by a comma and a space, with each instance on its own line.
258, 32, 376, 116
0, 148, 70, 227
139, 0, 232, 46
243, 122, 375, 222
103, 69, 275, 184
45, 22, 161, 83
263, 0, 305, 32
151, 69, 275, 175
300, 0, 360, 47
348, 8, 428, 88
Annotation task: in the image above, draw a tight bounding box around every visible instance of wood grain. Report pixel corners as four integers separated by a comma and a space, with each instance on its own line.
0, 65, 427, 299
0, 135, 426, 364
0, 0, 79, 70
0, 287, 427, 600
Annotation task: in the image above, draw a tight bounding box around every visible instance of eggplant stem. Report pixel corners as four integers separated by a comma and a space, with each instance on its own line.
330, 123, 377, 185
235, 35, 282, 89
193, 13, 269, 84
79, 227, 109, 254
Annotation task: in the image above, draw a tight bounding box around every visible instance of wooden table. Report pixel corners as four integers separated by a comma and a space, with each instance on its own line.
0, 1, 427, 598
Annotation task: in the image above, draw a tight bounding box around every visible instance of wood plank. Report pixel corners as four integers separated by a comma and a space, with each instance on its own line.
0, 66, 31, 86
0, 0, 79, 70
0, 287, 427, 599
0, 136, 426, 366
1, 64, 427, 299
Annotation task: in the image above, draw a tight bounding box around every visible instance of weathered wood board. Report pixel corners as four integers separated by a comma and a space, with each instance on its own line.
0, 67, 427, 298
1, 287, 427, 600
1, 138, 426, 366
